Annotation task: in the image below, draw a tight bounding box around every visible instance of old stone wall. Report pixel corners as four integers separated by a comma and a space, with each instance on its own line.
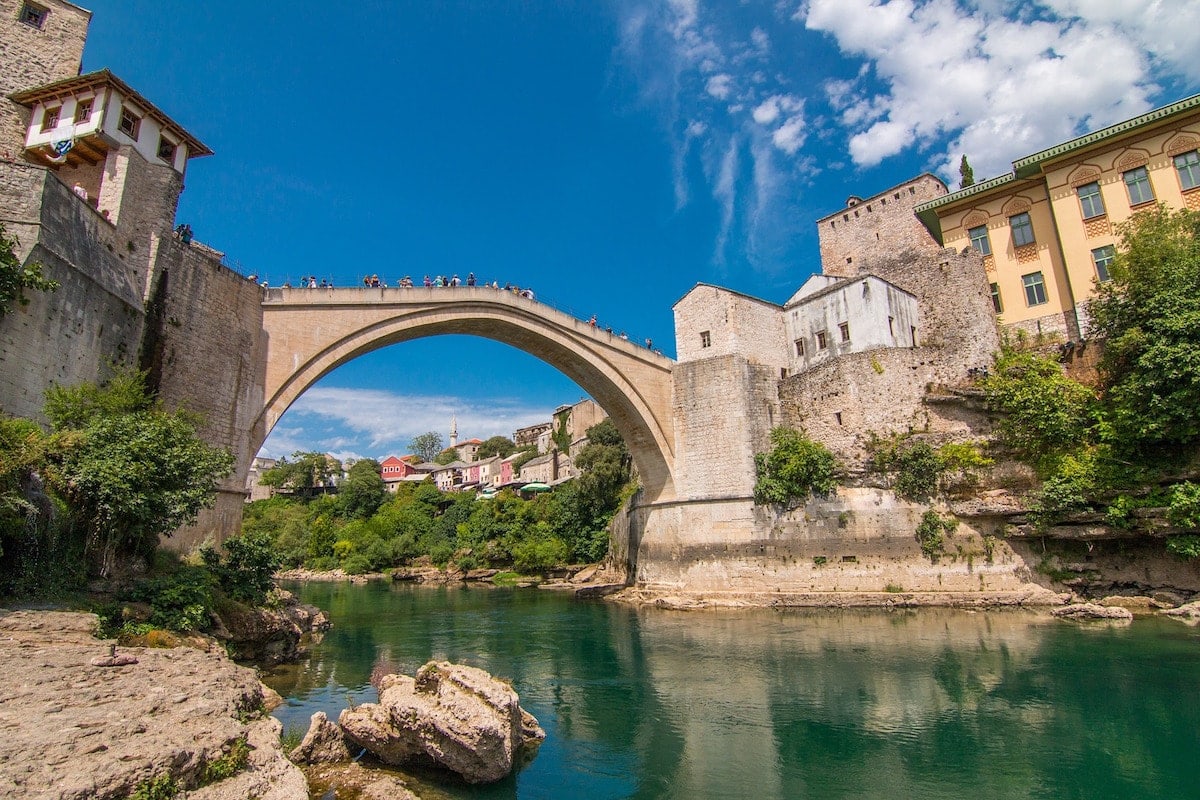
0, 160, 144, 420
625, 489, 1046, 597
0, 0, 91, 158
144, 241, 267, 551
671, 354, 779, 500
817, 174, 949, 277
778, 346, 993, 467
673, 284, 787, 370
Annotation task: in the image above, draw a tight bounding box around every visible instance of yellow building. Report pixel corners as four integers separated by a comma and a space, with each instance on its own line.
915, 93, 1200, 339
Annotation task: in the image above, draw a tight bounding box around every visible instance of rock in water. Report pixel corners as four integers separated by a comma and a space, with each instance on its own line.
1051, 603, 1134, 621
290, 711, 353, 764
339, 661, 545, 783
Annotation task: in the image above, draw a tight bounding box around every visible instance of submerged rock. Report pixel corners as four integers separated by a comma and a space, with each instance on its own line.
1162, 600, 1200, 624
340, 660, 545, 783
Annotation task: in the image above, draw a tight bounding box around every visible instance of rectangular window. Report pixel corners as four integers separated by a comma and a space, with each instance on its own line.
1077, 181, 1105, 219
1174, 150, 1200, 191
794, 338, 805, 357
699, 330, 711, 348
989, 282, 1003, 313
40, 105, 60, 132
1092, 245, 1116, 282
815, 330, 828, 350
1123, 166, 1155, 205
19, 2, 48, 28
839, 322, 850, 342
1009, 211, 1035, 247
118, 106, 141, 139
73, 100, 92, 123
157, 136, 177, 161
967, 224, 991, 256
888, 316, 894, 336
1022, 272, 1048, 306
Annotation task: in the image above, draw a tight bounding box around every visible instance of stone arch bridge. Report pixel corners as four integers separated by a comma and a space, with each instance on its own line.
257, 286, 678, 502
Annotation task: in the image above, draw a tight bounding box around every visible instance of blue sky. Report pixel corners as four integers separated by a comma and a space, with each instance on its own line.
77, 0, 1199, 462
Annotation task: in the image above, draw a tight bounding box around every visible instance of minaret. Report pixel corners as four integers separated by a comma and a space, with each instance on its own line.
450, 415, 458, 448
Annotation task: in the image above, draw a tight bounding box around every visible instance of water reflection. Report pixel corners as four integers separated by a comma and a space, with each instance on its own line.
266, 583, 1200, 800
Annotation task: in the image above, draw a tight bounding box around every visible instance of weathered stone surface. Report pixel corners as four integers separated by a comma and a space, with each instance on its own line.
360, 775, 422, 800
208, 601, 304, 664
0, 610, 305, 800
290, 711, 353, 765
1050, 603, 1134, 622
1162, 600, 1200, 623
1152, 590, 1188, 608
341, 661, 544, 783
1098, 595, 1156, 612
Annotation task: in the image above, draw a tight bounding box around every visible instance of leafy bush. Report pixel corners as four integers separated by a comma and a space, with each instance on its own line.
892, 442, 943, 501
129, 773, 178, 800
754, 427, 837, 506
982, 347, 1095, 467
130, 566, 214, 632
915, 511, 956, 560
1167, 482, 1200, 530
200, 531, 280, 605
1166, 535, 1200, 560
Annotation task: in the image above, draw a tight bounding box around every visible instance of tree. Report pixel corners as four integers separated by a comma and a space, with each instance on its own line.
409, 431, 444, 463
43, 370, 234, 576
958, 155, 975, 189
476, 436, 516, 459
0, 222, 58, 315
1087, 206, 1200, 454
433, 447, 458, 465
260, 451, 339, 498
338, 458, 386, 519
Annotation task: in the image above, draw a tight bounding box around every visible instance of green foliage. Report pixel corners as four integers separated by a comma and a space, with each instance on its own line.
40, 369, 233, 577
201, 737, 250, 784
0, 222, 59, 315
754, 427, 837, 506
937, 442, 993, 476
336, 458, 386, 519
1087, 207, 1200, 454
892, 443, 943, 501
409, 431, 444, 463
129, 773, 179, 800
509, 445, 539, 473
130, 565, 214, 632
433, 447, 458, 465
476, 436, 517, 459
1166, 535, 1200, 560
260, 451, 338, 498
552, 410, 572, 453
915, 511, 957, 560
982, 347, 1095, 467
1029, 448, 1105, 526
200, 531, 280, 605
1167, 482, 1200, 530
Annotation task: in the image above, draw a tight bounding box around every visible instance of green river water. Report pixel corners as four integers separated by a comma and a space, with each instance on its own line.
263, 581, 1200, 799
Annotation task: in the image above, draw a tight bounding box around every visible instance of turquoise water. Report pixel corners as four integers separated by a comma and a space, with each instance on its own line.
264, 582, 1200, 799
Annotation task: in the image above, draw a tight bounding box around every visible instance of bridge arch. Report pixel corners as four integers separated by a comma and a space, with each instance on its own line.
257, 287, 677, 502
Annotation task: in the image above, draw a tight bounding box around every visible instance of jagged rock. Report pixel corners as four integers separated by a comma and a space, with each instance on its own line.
340, 661, 544, 783
186, 717, 309, 800
1162, 600, 1200, 624
290, 711, 354, 764
570, 564, 600, 583
1051, 603, 1134, 621
210, 601, 304, 664
465, 568, 500, 581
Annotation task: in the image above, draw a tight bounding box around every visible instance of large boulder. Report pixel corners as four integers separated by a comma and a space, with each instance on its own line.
290, 711, 353, 764
1162, 600, 1200, 624
339, 661, 544, 783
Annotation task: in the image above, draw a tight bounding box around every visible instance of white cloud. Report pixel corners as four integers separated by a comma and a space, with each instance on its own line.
259, 387, 555, 460
705, 73, 734, 99
801, 0, 1194, 180
752, 97, 780, 124
772, 116, 807, 154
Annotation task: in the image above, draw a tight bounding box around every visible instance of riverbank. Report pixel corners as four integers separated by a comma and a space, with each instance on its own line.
0, 608, 307, 799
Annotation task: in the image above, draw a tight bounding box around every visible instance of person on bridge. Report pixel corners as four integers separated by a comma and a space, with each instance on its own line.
424, 275, 432, 287
589, 315, 597, 327
451, 274, 461, 286
467, 272, 476, 286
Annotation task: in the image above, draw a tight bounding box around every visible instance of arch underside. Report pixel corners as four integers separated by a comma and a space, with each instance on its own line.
259, 303, 676, 501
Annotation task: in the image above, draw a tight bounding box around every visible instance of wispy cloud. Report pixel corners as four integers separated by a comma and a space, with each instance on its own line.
259, 387, 558, 461
614, 0, 1199, 267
